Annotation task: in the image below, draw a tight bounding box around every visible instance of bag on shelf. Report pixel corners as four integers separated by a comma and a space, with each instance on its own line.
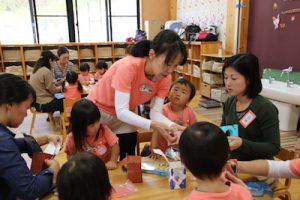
134, 29, 147, 41
185, 24, 201, 42
196, 25, 219, 41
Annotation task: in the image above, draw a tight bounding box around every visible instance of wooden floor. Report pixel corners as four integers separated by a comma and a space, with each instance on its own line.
10, 93, 300, 200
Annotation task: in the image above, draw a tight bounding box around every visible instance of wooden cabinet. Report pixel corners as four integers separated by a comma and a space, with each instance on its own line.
172, 41, 221, 90
199, 53, 233, 102
0, 42, 133, 80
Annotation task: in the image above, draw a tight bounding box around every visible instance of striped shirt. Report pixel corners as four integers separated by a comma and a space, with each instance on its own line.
52, 61, 74, 80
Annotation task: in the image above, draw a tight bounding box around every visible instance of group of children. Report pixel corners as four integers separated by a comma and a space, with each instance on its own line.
62, 60, 108, 100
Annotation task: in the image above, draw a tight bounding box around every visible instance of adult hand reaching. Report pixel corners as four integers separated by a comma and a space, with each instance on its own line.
150, 121, 177, 144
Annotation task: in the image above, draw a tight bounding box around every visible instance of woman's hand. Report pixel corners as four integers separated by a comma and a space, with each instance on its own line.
48, 135, 63, 146
224, 171, 247, 188
150, 121, 177, 144
170, 124, 185, 132
227, 136, 243, 151
106, 160, 118, 170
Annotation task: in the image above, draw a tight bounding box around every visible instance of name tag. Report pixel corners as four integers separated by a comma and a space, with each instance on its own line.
239, 110, 256, 128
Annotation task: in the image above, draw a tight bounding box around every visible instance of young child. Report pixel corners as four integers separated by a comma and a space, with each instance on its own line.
65, 99, 120, 170
78, 62, 93, 86
151, 78, 197, 153
57, 152, 119, 200
94, 60, 108, 81
63, 70, 85, 100
179, 122, 252, 200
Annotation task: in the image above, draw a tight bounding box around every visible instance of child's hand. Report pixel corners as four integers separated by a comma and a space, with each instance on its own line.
227, 136, 243, 151
106, 160, 117, 170
48, 135, 63, 146
224, 171, 247, 188
151, 121, 177, 143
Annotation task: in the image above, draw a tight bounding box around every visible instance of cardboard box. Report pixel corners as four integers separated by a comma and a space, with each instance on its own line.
127, 156, 143, 183
200, 82, 213, 98
168, 161, 186, 189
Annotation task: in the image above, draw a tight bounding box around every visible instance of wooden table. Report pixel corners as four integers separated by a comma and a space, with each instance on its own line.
43, 162, 197, 200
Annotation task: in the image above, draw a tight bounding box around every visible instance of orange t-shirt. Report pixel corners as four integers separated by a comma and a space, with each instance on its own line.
65, 125, 118, 162
63, 84, 84, 100
184, 182, 252, 200
78, 73, 92, 85
88, 56, 171, 115
157, 103, 197, 152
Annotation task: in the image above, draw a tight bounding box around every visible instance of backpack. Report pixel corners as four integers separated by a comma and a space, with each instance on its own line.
185, 25, 201, 42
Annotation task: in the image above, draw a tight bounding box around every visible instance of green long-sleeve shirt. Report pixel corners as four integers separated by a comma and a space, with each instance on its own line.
221, 95, 280, 161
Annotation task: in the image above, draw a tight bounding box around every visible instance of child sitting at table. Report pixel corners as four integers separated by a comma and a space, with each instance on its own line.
65, 99, 120, 170
150, 78, 197, 153
78, 62, 93, 86
57, 152, 119, 200
63, 70, 85, 100
179, 122, 252, 200
94, 60, 108, 81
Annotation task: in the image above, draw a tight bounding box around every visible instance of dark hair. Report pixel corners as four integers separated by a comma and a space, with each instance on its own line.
170, 78, 196, 101
63, 71, 83, 93
70, 99, 103, 151
95, 60, 108, 70
222, 53, 262, 98
179, 122, 229, 180
57, 152, 112, 200
33, 50, 57, 73
0, 73, 36, 106
79, 62, 90, 72
57, 46, 69, 57
130, 30, 187, 66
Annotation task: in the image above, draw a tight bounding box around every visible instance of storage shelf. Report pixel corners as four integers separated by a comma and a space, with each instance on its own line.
0, 42, 133, 80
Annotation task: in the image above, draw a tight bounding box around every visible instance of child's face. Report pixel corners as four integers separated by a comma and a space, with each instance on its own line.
81, 71, 89, 76
96, 68, 106, 75
86, 121, 100, 137
168, 83, 191, 106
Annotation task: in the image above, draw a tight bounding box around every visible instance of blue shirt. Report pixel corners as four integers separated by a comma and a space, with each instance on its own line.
0, 124, 54, 200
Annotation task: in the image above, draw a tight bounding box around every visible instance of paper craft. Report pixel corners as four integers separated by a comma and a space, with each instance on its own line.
141, 159, 169, 176
111, 181, 139, 198
169, 161, 186, 189
246, 182, 273, 197
220, 124, 239, 143
152, 149, 169, 163
167, 131, 183, 146
31, 142, 62, 174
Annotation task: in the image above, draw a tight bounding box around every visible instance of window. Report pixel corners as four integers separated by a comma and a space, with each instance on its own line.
0, 0, 34, 44
0, 0, 139, 44
109, 0, 138, 41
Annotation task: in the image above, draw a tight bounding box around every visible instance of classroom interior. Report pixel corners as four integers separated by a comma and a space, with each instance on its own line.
1, 0, 300, 199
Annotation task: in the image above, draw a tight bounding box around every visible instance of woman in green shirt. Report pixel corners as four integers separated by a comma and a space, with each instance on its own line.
221, 53, 280, 161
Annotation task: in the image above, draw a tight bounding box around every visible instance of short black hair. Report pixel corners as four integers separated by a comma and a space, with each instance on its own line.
222, 53, 262, 98
79, 62, 90, 72
0, 73, 36, 106
179, 122, 229, 180
57, 46, 69, 57
130, 30, 187, 66
95, 60, 108, 70
170, 78, 196, 101
57, 152, 112, 200
70, 99, 102, 151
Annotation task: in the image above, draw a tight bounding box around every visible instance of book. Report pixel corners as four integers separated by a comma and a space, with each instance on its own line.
141, 159, 169, 176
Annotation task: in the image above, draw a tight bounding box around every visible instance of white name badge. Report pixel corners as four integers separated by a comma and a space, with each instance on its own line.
239, 110, 256, 128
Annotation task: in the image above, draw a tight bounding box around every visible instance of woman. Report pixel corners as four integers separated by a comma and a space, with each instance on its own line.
221, 53, 280, 161
0, 73, 61, 200
52, 46, 74, 84
88, 30, 187, 159
29, 50, 63, 113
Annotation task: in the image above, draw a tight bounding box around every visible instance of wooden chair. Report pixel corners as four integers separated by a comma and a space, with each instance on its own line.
272, 148, 295, 200
60, 99, 78, 139
136, 130, 153, 155
29, 108, 56, 134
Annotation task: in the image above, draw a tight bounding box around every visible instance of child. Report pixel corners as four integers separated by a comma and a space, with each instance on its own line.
179, 122, 252, 200
63, 70, 85, 100
65, 99, 120, 170
94, 60, 108, 81
151, 78, 197, 153
78, 62, 93, 86
57, 152, 118, 200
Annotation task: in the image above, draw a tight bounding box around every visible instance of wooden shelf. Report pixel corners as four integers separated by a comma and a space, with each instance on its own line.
0, 42, 133, 80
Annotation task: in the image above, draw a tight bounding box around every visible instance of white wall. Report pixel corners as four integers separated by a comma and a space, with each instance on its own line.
176, 0, 227, 42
